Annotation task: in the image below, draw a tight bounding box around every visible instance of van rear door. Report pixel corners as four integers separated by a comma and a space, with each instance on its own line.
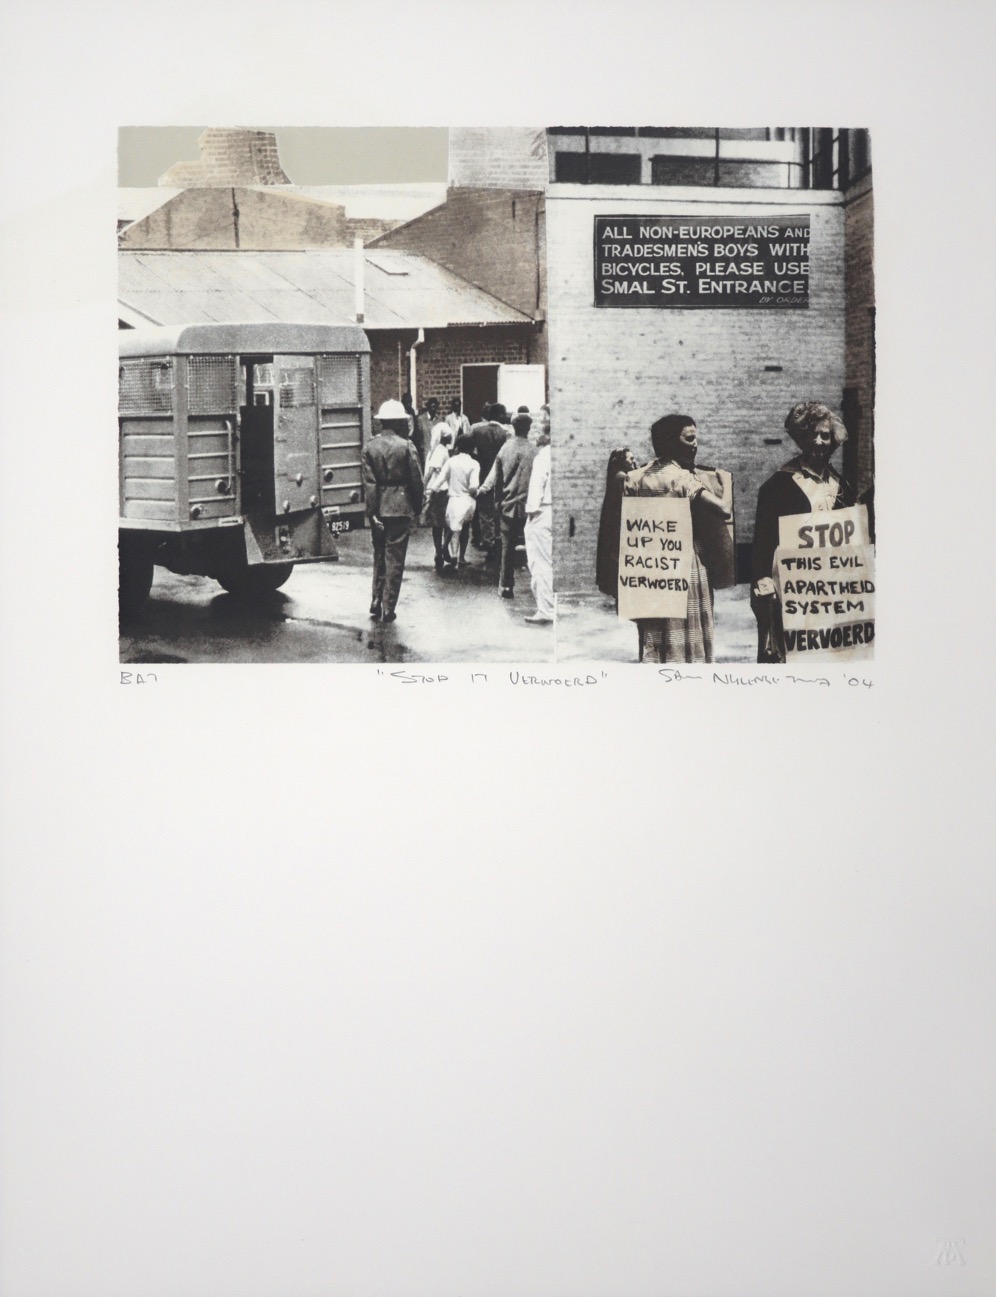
273, 355, 319, 514
317, 354, 365, 521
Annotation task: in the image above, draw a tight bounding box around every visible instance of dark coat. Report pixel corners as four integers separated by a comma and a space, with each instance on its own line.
362, 432, 424, 520
596, 471, 628, 598
750, 463, 855, 663
751, 465, 855, 587
470, 420, 509, 479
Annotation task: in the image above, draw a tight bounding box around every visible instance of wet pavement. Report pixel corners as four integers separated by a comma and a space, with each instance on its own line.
554, 584, 758, 664
120, 526, 556, 665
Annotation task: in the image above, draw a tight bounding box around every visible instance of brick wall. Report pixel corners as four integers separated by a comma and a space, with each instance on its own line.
371, 187, 547, 372
368, 326, 534, 414
415, 326, 533, 409
843, 177, 875, 499
448, 128, 548, 189
345, 216, 400, 245
545, 188, 847, 592
159, 128, 290, 187
369, 331, 418, 411
373, 189, 544, 316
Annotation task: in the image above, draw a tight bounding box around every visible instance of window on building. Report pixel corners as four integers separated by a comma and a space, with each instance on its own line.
810, 128, 836, 188
651, 156, 718, 187
555, 151, 641, 184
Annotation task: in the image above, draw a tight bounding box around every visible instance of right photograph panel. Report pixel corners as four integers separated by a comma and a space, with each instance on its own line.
539, 126, 875, 666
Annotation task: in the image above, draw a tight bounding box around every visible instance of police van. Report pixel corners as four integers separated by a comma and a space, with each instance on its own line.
118, 322, 370, 614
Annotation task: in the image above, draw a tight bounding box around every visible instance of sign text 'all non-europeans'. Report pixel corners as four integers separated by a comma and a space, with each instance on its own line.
594, 215, 810, 308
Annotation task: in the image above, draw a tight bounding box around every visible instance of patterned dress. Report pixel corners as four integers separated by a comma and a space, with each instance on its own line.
623, 460, 714, 664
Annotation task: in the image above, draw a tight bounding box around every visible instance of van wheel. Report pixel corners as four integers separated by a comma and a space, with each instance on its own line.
119, 542, 154, 619
216, 562, 295, 596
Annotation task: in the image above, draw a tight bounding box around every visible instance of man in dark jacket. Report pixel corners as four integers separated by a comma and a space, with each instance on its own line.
363, 399, 424, 622
469, 402, 512, 561
482, 411, 535, 597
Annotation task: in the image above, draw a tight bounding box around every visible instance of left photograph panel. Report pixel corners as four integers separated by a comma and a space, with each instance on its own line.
118, 127, 553, 665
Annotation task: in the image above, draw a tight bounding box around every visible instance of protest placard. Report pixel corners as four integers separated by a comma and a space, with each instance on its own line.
774, 505, 875, 660
617, 496, 693, 620
777, 504, 871, 551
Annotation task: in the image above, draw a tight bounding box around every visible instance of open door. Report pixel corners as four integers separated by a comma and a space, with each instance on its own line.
273, 355, 319, 514
497, 363, 546, 413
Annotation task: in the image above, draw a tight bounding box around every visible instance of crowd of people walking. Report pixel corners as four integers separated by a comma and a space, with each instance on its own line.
596, 401, 869, 665
362, 395, 554, 627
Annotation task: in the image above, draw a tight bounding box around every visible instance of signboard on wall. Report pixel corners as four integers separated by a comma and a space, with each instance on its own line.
594, 214, 810, 308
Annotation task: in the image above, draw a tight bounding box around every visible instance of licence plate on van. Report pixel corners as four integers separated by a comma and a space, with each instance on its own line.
322, 509, 355, 534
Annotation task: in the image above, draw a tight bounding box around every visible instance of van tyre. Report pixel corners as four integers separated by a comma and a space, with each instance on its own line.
119, 541, 154, 619
216, 562, 295, 597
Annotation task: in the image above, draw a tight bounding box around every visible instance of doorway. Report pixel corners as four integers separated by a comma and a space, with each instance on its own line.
461, 364, 499, 424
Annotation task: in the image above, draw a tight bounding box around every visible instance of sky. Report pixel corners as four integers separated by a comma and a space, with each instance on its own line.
118, 127, 449, 186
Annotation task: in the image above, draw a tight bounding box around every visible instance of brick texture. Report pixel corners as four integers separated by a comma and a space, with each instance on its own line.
843, 179, 875, 499
159, 128, 291, 187
448, 128, 549, 189
545, 190, 847, 592
369, 327, 534, 416
371, 188, 545, 319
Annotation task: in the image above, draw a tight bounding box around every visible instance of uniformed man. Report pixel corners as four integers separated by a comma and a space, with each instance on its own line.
363, 399, 424, 623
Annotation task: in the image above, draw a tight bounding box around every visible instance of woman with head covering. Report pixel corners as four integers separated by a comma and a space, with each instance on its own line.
595, 447, 639, 604
443, 432, 480, 568
623, 414, 732, 664
751, 402, 855, 663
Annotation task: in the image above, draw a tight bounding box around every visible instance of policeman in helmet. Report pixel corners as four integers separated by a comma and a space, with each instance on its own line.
361, 399, 424, 622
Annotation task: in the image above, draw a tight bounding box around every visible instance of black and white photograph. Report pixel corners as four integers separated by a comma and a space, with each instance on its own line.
118, 127, 555, 664
4, 4, 995, 1297
118, 125, 874, 667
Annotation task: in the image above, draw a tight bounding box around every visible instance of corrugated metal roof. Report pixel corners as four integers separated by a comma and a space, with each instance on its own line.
119, 249, 532, 329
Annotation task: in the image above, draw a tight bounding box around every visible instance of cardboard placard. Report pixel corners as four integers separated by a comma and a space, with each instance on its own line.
617, 496, 693, 620
773, 505, 875, 660
777, 503, 871, 551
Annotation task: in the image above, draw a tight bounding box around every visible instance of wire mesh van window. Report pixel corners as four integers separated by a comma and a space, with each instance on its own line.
187, 356, 238, 414
119, 358, 173, 414
317, 355, 361, 406
279, 366, 316, 408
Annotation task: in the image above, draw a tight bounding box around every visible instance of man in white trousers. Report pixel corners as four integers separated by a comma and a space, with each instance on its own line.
523, 427, 553, 625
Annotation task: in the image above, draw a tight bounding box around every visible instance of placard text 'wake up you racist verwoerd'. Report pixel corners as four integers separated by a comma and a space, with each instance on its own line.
594, 215, 810, 308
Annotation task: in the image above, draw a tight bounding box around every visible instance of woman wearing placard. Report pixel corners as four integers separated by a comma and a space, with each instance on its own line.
623, 414, 733, 664
751, 402, 856, 663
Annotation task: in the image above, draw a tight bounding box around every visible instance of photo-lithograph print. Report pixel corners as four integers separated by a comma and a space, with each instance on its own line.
118, 126, 874, 667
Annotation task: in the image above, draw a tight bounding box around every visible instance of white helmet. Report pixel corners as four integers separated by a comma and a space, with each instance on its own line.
376, 399, 408, 421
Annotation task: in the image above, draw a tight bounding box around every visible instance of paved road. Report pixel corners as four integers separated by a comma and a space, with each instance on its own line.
555, 586, 758, 664
120, 527, 555, 665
